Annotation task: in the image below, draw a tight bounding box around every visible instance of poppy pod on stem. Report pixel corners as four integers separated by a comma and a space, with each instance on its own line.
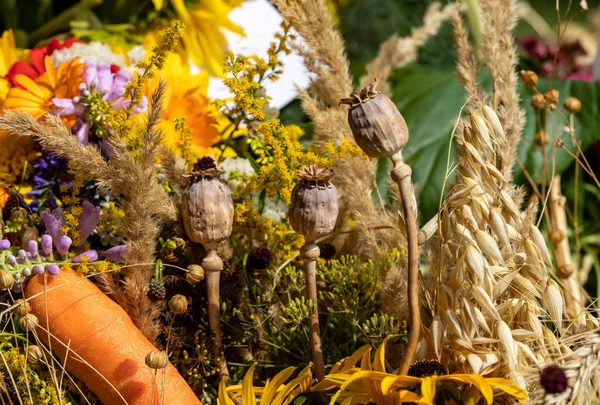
341, 78, 420, 376
182, 159, 233, 381
289, 165, 339, 381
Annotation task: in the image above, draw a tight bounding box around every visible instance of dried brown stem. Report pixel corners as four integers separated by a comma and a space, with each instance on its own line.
548, 176, 585, 325
301, 242, 325, 381
390, 152, 420, 374
201, 248, 230, 381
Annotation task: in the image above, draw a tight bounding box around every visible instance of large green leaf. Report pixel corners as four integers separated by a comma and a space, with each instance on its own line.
389, 64, 600, 220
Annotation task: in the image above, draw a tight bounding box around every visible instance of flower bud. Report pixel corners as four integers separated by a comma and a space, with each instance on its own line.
520, 70, 538, 88
0, 271, 14, 289
168, 294, 188, 315
145, 351, 168, 369
18, 249, 28, 262
289, 166, 339, 241
564, 97, 581, 113
0, 239, 10, 250
182, 167, 234, 246
58, 235, 72, 257
10, 207, 27, 221
340, 79, 408, 158
27, 345, 44, 364
186, 264, 204, 284
531, 94, 546, 110
28, 240, 39, 258
33, 265, 45, 275
535, 131, 549, 147
7, 255, 16, 265
71, 250, 98, 263
19, 313, 39, 332
46, 264, 60, 275
41, 234, 53, 256
22, 267, 31, 277
13, 299, 31, 317
544, 89, 559, 105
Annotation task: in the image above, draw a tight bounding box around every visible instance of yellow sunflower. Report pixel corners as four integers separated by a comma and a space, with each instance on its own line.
314, 339, 528, 405
3, 56, 84, 127
170, 0, 245, 77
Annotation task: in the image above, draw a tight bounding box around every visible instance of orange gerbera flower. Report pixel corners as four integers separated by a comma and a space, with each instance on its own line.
3, 56, 84, 127
147, 50, 222, 158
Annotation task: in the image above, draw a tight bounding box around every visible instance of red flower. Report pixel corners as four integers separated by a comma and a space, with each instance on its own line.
5, 37, 82, 88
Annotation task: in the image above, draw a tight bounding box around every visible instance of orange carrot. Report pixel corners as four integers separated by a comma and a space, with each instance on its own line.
24, 269, 202, 405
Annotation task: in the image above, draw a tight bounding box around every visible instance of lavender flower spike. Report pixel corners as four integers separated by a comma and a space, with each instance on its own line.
102, 245, 127, 262
79, 201, 101, 243
0, 240, 10, 250
41, 209, 64, 250
58, 235, 72, 257
41, 234, 53, 256
71, 250, 99, 263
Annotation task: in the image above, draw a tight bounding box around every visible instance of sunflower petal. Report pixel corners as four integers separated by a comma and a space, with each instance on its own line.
485, 378, 528, 400
218, 378, 236, 405
242, 363, 257, 405
441, 375, 493, 404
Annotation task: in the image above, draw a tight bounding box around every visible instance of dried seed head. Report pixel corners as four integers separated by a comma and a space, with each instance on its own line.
0, 271, 15, 289
497, 320, 518, 369
544, 89, 559, 105
27, 345, 44, 364
531, 93, 547, 110
186, 264, 204, 284
145, 351, 168, 369
289, 165, 339, 241
540, 364, 568, 394
168, 294, 188, 315
13, 299, 31, 317
564, 97, 581, 113
520, 70, 539, 88
474, 229, 504, 264
465, 244, 485, 282
341, 79, 409, 157
543, 280, 564, 333
534, 131, 550, 147
483, 106, 505, 140
469, 113, 495, 153
182, 166, 234, 246
529, 224, 553, 267
19, 313, 39, 332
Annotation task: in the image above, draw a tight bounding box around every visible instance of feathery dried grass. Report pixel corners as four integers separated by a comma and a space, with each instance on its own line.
451, 9, 483, 109
480, 0, 526, 183
0, 81, 176, 343
359, 2, 459, 92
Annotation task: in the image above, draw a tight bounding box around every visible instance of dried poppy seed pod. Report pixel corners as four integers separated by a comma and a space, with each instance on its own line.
145, 350, 168, 369
19, 313, 38, 332
182, 167, 234, 247
186, 264, 204, 284
13, 299, 31, 317
0, 271, 14, 289
289, 166, 339, 241
27, 345, 44, 364
168, 294, 188, 315
340, 79, 409, 158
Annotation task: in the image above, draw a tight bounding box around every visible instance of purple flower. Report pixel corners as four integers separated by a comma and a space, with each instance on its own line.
33, 265, 45, 275
58, 235, 72, 257
41, 234, 53, 256
79, 201, 100, 243
28, 240, 39, 258
7, 255, 16, 265
22, 268, 31, 277
53, 98, 84, 116
102, 245, 127, 262
46, 264, 60, 275
71, 250, 98, 263
0, 239, 10, 250
41, 209, 64, 250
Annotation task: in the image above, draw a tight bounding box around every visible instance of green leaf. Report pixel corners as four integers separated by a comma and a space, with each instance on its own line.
389, 64, 600, 220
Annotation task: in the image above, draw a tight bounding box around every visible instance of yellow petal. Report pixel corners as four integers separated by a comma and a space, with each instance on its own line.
419, 376, 436, 404
398, 390, 427, 404
440, 375, 493, 404
218, 378, 236, 405
380, 375, 422, 394
261, 366, 295, 404
14, 75, 48, 100
373, 337, 387, 372
485, 378, 528, 400
242, 363, 257, 405
151, 0, 163, 9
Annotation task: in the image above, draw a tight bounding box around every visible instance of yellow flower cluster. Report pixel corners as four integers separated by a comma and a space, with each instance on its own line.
234, 199, 303, 260
59, 172, 84, 247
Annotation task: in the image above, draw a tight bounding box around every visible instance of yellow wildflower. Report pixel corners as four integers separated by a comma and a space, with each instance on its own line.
0, 30, 20, 101
170, 0, 245, 77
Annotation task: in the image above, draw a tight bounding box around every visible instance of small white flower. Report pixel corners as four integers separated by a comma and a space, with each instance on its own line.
51, 42, 128, 69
